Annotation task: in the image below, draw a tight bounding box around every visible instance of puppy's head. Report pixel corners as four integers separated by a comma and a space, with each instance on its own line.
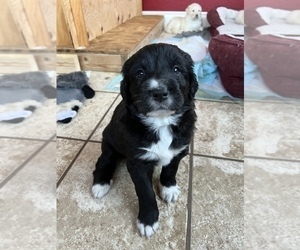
186, 3, 202, 20
121, 43, 198, 117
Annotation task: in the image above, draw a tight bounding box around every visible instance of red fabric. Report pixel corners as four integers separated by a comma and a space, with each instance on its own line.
244, 8, 268, 28
219, 72, 244, 99
208, 27, 220, 37
244, 26, 260, 37
209, 35, 244, 98
245, 35, 300, 98
207, 7, 224, 28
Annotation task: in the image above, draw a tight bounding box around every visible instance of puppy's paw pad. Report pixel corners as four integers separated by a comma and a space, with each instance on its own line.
137, 220, 159, 238
160, 183, 180, 203
92, 181, 112, 198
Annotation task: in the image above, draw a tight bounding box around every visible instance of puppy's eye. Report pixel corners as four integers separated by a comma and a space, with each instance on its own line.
173, 66, 181, 74
137, 70, 145, 78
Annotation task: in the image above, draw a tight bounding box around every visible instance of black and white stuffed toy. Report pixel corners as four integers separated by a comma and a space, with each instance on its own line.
0, 71, 55, 123
57, 71, 95, 123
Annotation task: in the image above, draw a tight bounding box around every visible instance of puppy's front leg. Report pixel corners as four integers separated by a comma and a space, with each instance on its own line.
160, 148, 188, 203
127, 159, 159, 238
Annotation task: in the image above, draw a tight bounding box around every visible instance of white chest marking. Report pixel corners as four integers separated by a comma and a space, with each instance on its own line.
138, 114, 187, 166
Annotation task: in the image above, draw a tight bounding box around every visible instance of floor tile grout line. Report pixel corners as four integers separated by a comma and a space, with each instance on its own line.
245, 155, 300, 163
95, 90, 120, 95
56, 140, 89, 188
0, 135, 55, 189
57, 138, 102, 144
244, 98, 298, 104
57, 136, 87, 142
87, 139, 102, 144
0, 136, 50, 142
185, 138, 194, 250
86, 94, 120, 140
195, 99, 242, 105
56, 94, 120, 188
48, 134, 56, 142
193, 153, 244, 162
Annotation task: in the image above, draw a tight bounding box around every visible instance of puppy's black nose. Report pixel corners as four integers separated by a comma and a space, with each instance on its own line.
151, 89, 169, 102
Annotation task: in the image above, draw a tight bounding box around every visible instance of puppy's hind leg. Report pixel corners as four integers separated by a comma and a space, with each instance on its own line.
92, 141, 121, 198
159, 148, 188, 203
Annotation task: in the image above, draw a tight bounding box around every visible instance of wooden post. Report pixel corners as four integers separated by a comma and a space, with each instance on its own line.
61, 0, 89, 49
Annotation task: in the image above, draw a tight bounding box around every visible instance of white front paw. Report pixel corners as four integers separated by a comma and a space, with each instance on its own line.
92, 180, 112, 198
137, 220, 159, 238
159, 183, 180, 203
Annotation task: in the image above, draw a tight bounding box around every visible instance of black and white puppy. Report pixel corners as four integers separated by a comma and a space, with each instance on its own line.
92, 43, 198, 238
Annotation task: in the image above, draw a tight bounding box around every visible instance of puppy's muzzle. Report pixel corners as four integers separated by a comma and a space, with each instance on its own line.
151, 88, 169, 102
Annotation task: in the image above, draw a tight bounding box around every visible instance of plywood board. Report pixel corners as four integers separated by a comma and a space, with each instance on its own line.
81, 0, 142, 40
21, 0, 52, 48
57, 0, 73, 48
57, 54, 81, 73
0, 0, 26, 48
35, 54, 56, 71
77, 15, 164, 72
61, 0, 89, 49
57, 15, 164, 72
78, 53, 123, 72
9, 0, 36, 48
39, 0, 56, 44
86, 15, 164, 55
0, 54, 38, 74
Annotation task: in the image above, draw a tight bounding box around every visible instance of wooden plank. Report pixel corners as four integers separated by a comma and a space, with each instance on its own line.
0, 54, 38, 74
61, 0, 89, 49
0, 0, 26, 48
81, 0, 142, 41
117, 0, 142, 25
57, 0, 73, 48
128, 16, 164, 58
86, 15, 164, 55
8, 0, 36, 48
69, 0, 89, 47
21, 0, 52, 48
60, 15, 164, 72
39, 0, 56, 44
57, 54, 81, 73
35, 54, 56, 71
57, 15, 164, 72
78, 53, 123, 72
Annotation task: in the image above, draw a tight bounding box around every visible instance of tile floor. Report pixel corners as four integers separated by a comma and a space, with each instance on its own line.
244, 101, 300, 249
1, 70, 299, 249
0, 99, 56, 249
56, 71, 244, 250
0, 70, 244, 250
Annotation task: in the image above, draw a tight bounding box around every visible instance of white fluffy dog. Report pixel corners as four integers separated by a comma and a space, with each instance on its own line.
165, 3, 203, 34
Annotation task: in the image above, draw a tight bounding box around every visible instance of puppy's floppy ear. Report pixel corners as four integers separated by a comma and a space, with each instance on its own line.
120, 78, 131, 105
185, 5, 190, 13
182, 50, 199, 100
120, 58, 132, 105
188, 71, 199, 101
